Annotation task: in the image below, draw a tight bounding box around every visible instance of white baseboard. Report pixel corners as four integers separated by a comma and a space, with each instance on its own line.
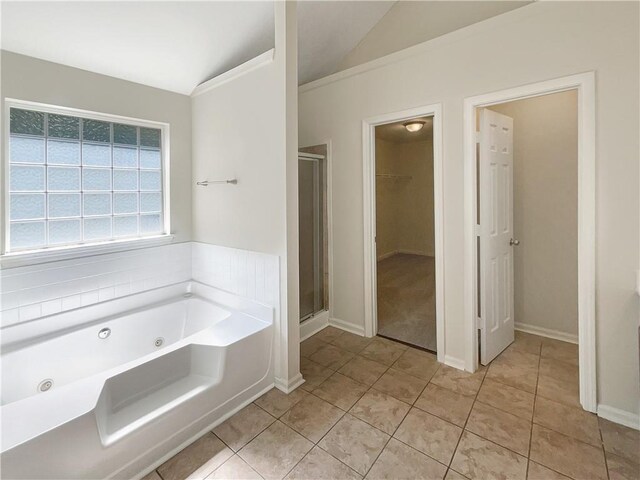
275, 373, 305, 393
329, 317, 366, 337
597, 404, 640, 431
444, 355, 466, 371
377, 250, 434, 261
397, 249, 434, 257
300, 311, 330, 341
377, 250, 398, 261
515, 322, 578, 344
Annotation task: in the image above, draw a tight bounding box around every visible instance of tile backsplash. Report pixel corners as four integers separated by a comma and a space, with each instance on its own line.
191, 242, 279, 307
0, 241, 279, 328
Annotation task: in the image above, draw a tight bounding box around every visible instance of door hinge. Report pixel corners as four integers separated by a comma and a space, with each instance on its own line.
475, 132, 481, 143
477, 316, 483, 330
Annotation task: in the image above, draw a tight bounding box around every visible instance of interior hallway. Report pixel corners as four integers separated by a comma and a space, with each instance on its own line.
377, 253, 436, 351
143, 329, 640, 480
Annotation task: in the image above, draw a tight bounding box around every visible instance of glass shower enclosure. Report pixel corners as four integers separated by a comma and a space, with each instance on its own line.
298, 152, 325, 322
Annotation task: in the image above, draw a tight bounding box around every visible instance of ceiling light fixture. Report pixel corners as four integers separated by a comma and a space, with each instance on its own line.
403, 120, 425, 133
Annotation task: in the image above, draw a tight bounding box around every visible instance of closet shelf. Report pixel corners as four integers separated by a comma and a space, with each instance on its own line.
376, 174, 413, 179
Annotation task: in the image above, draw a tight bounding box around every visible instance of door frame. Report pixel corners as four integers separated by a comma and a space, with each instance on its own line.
362, 103, 445, 363
299, 153, 324, 323
463, 72, 597, 412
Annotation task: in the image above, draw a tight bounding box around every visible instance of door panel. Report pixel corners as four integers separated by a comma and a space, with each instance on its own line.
298, 156, 324, 321
480, 109, 515, 364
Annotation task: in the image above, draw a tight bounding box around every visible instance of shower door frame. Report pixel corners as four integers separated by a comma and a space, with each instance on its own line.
299, 153, 325, 323
362, 103, 445, 363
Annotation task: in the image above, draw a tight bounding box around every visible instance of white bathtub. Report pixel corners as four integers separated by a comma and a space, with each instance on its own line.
0, 281, 274, 479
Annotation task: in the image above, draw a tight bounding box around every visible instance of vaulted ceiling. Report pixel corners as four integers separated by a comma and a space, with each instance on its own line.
1, 1, 276, 95
1, 1, 530, 94
297, 1, 394, 85
1, 1, 394, 94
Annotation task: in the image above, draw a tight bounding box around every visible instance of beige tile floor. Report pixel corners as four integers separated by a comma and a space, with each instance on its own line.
146, 329, 639, 480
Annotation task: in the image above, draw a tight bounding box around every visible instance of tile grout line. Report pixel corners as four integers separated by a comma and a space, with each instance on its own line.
161, 332, 586, 480
311, 374, 369, 413
281, 395, 360, 478
212, 406, 278, 460
307, 335, 527, 477
310, 333, 592, 478
315, 337, 399, 478
218, 404, 296, 480
253, 419, 309, 480
598, 418, 611, 480
385, 360, 454, 477
479, 344, 584, 469
525, 338, 600, 480
525, 342, 543, 479
481, 344, 599, 454
277, 336, 392, 479
344, 337, 453, 476
301, 333, 586, 478
444, 360, 490, 478
357, 350, 435, 479
305, 335, 434, 478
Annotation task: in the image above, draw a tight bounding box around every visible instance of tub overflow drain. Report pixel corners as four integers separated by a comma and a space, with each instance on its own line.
38, 379, 53, 392
154, 337, 164, 347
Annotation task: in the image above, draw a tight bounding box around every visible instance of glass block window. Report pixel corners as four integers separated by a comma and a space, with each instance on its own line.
7, 106, 165, 252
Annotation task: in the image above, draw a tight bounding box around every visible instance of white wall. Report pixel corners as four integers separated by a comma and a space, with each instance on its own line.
191, 56, 286, 252
374, 138, 401, 259
0, 51, 194, 331
396, 140, 434, 257
375, 138, 434, 259
299, 2, 639, 417
0, 51, 192, 245
489, 91, 578, 338
191, 3, 300, 389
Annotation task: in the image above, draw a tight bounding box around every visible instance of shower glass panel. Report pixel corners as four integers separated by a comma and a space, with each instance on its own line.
299, 154, 325, 322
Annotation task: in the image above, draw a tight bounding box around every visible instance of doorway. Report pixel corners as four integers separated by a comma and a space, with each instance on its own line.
363, 104, 445, 361
463, 72, 596, 412
374, 117, 436, 351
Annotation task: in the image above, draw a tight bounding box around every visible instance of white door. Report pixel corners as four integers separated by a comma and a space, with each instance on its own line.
479, 109, 515, 364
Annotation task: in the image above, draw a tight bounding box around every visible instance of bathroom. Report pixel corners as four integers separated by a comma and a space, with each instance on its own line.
0, 2, 297, 478
1, 2, 639, 480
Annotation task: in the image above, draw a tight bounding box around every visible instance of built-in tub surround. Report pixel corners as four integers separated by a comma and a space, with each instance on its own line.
0, 243, 192, 327
0, 241, 281, 479
0, 281, 274, 479
0, 242, 279, 328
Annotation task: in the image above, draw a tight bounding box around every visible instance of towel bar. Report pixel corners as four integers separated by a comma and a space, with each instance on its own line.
196, 179, 237, 186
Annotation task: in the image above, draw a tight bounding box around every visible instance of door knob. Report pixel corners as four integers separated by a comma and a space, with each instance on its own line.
510, 238, 520, 246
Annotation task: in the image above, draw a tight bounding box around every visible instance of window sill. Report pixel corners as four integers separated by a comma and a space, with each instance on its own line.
0, 235, 175, 269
